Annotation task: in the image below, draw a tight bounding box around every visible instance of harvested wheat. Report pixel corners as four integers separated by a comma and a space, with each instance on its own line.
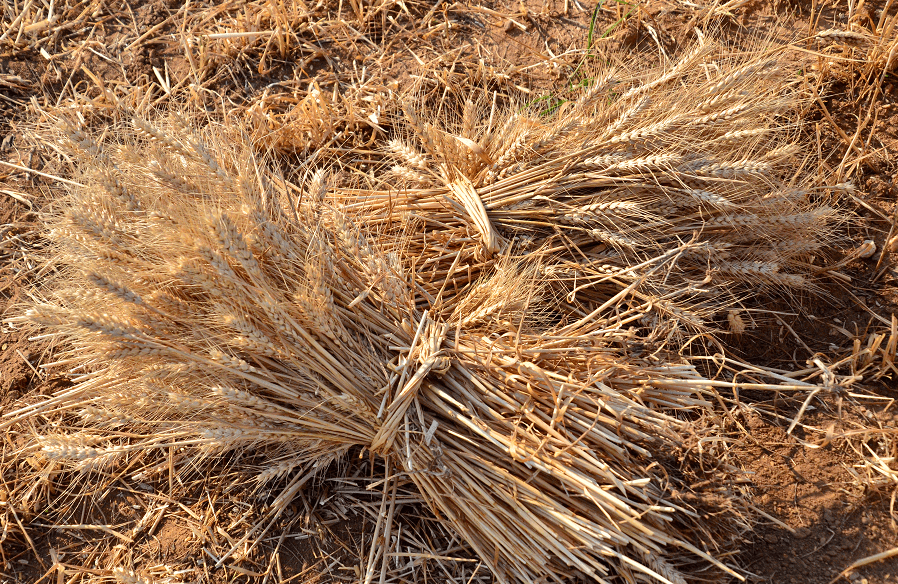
2, 40, 847, 584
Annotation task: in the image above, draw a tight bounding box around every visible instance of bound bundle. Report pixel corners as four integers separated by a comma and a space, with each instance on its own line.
5, 41, 839, 583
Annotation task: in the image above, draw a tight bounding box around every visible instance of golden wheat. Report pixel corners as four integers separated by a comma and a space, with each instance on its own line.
1, 39, 852, 584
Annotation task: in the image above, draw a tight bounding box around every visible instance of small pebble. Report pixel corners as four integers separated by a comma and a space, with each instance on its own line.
794, 527, 811, 539
765, 533, 779, 544
857, 239, 876, 258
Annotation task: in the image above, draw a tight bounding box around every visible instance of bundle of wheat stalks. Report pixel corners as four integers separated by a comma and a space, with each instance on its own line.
3, 41, 844, 583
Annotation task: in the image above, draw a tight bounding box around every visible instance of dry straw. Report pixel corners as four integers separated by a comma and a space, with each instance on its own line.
2, 40, 851, 584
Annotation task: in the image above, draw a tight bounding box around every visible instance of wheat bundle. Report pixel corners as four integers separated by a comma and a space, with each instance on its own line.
3, 41, 842, 583
370, 42, 848, 334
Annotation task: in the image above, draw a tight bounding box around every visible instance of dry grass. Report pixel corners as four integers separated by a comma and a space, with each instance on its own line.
4, 111, 747, 582
803, 4, 898, 516
1, 0, 897, 583
0, 34, 870, 584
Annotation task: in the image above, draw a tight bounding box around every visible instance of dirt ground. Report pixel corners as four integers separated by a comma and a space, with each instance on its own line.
2, 0, 898, 582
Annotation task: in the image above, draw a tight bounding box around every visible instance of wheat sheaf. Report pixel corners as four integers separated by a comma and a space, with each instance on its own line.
5, 41, 843, 584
